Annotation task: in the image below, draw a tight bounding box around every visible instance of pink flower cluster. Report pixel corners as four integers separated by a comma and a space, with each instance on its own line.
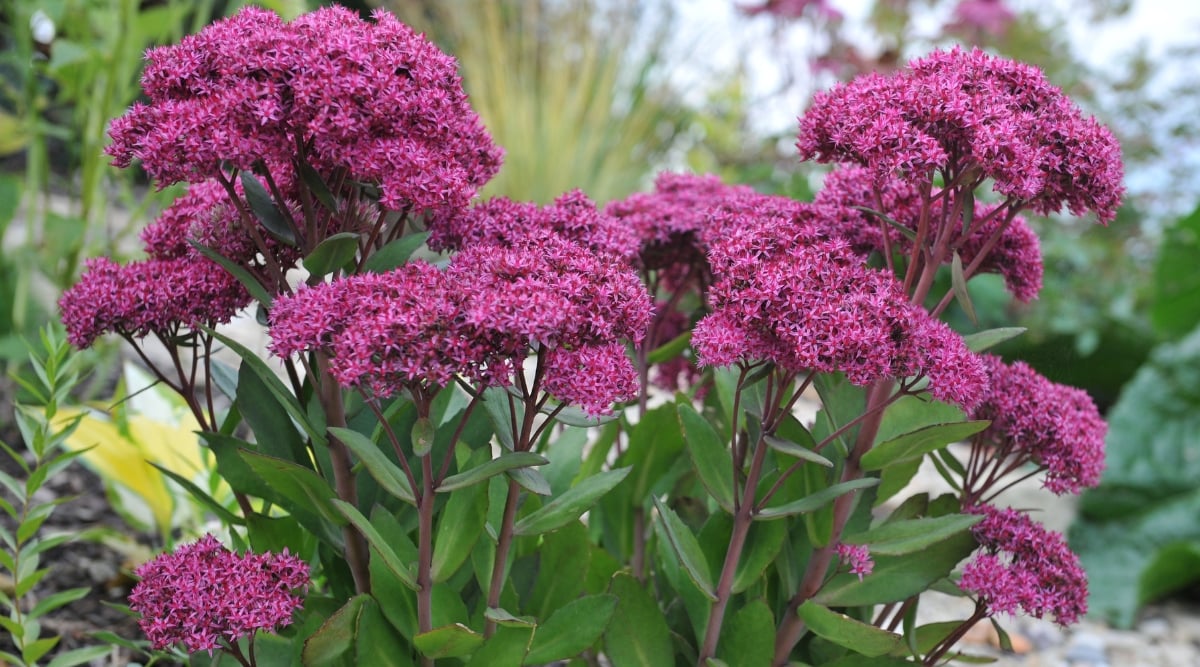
107, 6, 501, 211
269, 262, 497, 396
59, 257, 249, 349
692, 194, 987, 408
834, 542, 874, 580
270, 207, 652, 414
798, 47, 1123, 223
816, 166, 1044, 301
604, 172, 756, 273
968, 355, 1106, 495
960, 506, 1088, 625
129, 534, 309, 653
428, 190, 638, 261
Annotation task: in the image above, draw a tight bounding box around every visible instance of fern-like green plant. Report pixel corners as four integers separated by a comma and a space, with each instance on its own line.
0, 328, 109, 667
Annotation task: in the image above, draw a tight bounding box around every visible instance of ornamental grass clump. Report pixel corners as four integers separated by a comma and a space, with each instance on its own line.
61, 8, 1123, 664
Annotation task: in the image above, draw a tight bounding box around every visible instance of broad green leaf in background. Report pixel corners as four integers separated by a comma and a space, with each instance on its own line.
817, 531, 978, 607
604, 574, 674, 667
797, 601, 901, 657
513, 467, 631, 536
1072, 324, 1200, 627
717, 598, 774, 667
653, 497, 717, 600
413, 624, 485, 660
1152, 204, 1200, 339
523, 594, 616, 664
678, 402, 736, 512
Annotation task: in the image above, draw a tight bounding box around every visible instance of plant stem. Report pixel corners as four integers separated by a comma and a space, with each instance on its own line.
697, 431, 770, 664
417, 454, 436, 639
772, 378, 892, 665
316, 354, 370, 594
485, 478, 522, 637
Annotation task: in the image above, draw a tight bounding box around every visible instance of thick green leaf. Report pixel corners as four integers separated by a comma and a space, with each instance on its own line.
718, 598, 773, 667
241, 169, 296, 245
302, 594, 368, 666
875, 457, 923, 507
812, 374, 865, 454
757, 478, 879, 520
817, 531, 978, 607
431, 474, 487, 582
962, 327, 1027, 353
732, 519, 787, 593
514, 467, 630, 536
798, 601, 900, 657
678, 402, 735, 512
1152, 204, 1200, 338
151, 462, 245, 526
844, 514, 982, 556
330, 426, 415, 504
547, 402, 619, 427
303, 232, 361, 277
363, 232, 432, 274
411, 417, 435, 458
191, 241, 273, 306
764, 433, 832, 468
528, 521, 591, 619
524, 594, 617, 664
298, 160, 339, 212
437, 451, 548, 493
647, 330, 692, 364
331, 500, 418, 591
1072, 325, 1200, 627
849, 205, 918, 241
238, 449, 346, 539
653, 497, 716, 600
207, 328, 323, 445
509, 466, 552, 496
45, 645, 114, 667
355, 599, 414, 667
236, 357, 310, 465
28, 587, 90, 618
413, 624, 485, 659
464, 625, 533, 667
951, 250, 977, 326
860, 421, 989, 472
604, 573, 674, 667
622, 404, 686, 503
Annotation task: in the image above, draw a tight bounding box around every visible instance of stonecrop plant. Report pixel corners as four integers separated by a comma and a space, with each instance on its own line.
58, 6, 1121, 666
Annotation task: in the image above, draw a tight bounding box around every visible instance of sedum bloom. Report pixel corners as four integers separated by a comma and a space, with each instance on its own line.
960, 506, 1087, 625
834, 543, 874, 580
966, 355, 1106, 496
692, 195, 987, 408
59, 257, 249, 349
129, 534, 309, 653
428, 190, 638, 261
797, 47, 1123, 224
107, 6, 501, 211
815, 165, 1044, 302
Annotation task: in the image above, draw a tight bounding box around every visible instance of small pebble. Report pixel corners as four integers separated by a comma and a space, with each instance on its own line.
1064, 632, 1108, 666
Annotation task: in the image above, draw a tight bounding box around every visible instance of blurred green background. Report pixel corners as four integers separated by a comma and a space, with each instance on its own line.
2, 0, 1198, 628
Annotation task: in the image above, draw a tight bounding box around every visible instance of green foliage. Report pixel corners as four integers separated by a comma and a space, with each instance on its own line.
1071, 323, 1200, 627
0, 328, 106, 667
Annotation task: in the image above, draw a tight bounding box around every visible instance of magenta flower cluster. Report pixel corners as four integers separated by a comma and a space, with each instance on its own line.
107, 6, 501, 211
605, 172, 756, 273
429, 190, 639, 261
816, 166, 1044, 301
960, 506, 1088, 625
967, 355, 1107, 496
129, 534, 309, 653
798, 47, 1123, 223
834, 543, 874, 581
692, 194, 987, 408
270, 206, 650, 414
